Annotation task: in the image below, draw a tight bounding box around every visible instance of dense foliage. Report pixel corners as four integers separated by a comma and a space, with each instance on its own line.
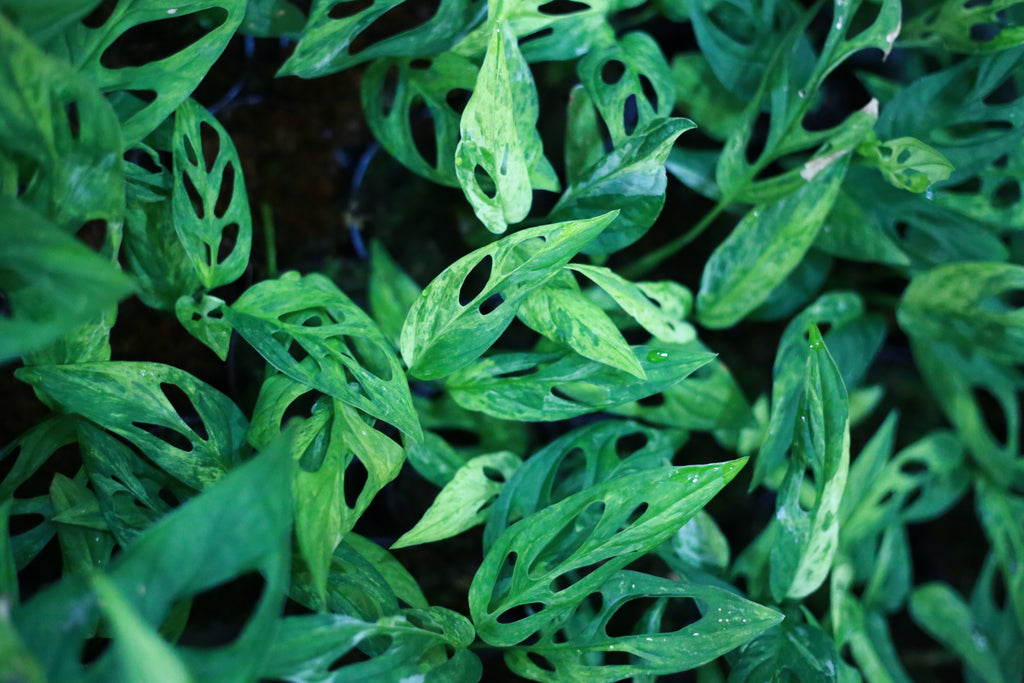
2, 0, 1024, 680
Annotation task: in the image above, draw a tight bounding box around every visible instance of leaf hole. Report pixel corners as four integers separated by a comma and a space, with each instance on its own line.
408, 97, 438, 168
605, 596, 661, 637
124, 146, 163, 174
175, 571, 267, 648
433, 427, 480, 447
216, 222, 239, 264
64, 101, 81, 140
896, 148, 912, 164
548, 447, 586, 503
550, 386, 577, 403
380, 64, 400, 117
622, 94, 639, 136
994, 154, 1009, 169
495, 364, 539, 380
474, 164, 497, 198
615, 432, 649, 459
409, 58, 432, 69
349, 0, 440, 55
519, 26, 554, 46
993, 180, 1021, 208
158, 488, 182, 508
328, 0, 373, 20
131, 421, 195, 453
445, 88, 471, 115
483, 466, 507, 483
341, 335, 394, 381
526, 651, 556, 672
538, 0, 589, 14
601, 59, 626, 85
529, 500, 605, 576
970, 22, 1002, 43
100, 9, 227, 69
495, 602, 544, 624
635, 392, 665, 408
329, 635, 392, 669
638, 74, 658, 112
199, 121, 221, 173
75, 219, 109, 251
487, 552, 519, 611
82, 0, 117, 28
479, 292, 504, 316
343, 454, 369, 511
972, 387, 1009, 445
624, 502, 648, 526
160, 382, 208, 441
605, 648, 631, 665
79, 636, 112, 665
459, 255, 492, 306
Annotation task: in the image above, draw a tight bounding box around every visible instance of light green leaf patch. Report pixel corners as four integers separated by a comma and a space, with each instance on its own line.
857, 135, 954, 193
393, 451, 521, 549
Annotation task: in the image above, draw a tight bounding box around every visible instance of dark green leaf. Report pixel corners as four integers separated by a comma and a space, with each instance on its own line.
728, 615, 841, 683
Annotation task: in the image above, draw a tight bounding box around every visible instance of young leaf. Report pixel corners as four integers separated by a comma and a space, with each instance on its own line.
455, 19, 559, 233
856, 135, 954, 193
769, 325, 850, 602
174, 294, 231, 361
504, 570, 781, 682
447, 344, 715, 422
696, 159, 849, 329
400, 212, 615, 380
470, 457, 746, 646
171, 98, 252, 291
393, 451, 521, 549
226, 271, 421, 439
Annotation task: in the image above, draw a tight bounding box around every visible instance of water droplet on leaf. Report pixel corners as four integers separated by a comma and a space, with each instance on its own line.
647, 350, 669, 363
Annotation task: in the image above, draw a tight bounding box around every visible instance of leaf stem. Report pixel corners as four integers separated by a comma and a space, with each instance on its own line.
261, 202, 278, 279
622, 199, 730, 279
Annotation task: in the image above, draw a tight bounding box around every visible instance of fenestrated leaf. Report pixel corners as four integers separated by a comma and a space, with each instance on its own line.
51, 0, 246, 143
769, 325, 850, 602
898, 261, 1024, 366
90, 573, 195, 683
259, 607, 481, 682
0, 15, 124, 230
279, 0, 478, 78
0, 415, 78, 501
393, 451, 521, 549
174, 294, 231, 361
400, 212, 615, 380
505, 570, 781, 682
697, 159, 848, 329
447, 344, 715, 422
728, 614, 842, 683
171, 98, 251, 291
226, 271, 421, 439
12, 432, 294, 682
902, 0, 1024, 54
856, 135, 954, 193
0, 198, 134, 363
549, 117, 694, 254
518, 272, 646, 379
482, 419, 680, 550
976, 481, 1024, 632
470, 457, 746, 646
15, 362, 248, 490
910, 583, 1011, 683
455, 19, 559, 233
362, 53, 479, 187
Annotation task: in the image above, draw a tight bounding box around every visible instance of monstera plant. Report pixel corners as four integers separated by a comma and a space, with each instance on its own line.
1, 0, 1023, 681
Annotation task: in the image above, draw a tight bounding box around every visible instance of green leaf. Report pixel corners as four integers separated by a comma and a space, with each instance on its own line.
505, 570, 781, 682
260, 608, 481, 682
976, 481, 1024, 632
238, 0, 305, 38
279, 0, 478, 78
899, 262, 1024, 366
362, 53, 479, 187
90, 573, 195, 683
455, 20, 559, 233
447, 344, 715, 422
368, 241, 423, 349
769, 325, 850, 602
393, 450, 521, 549
226, 271, 421, 439
171, 98, 252, 291
470, 457, 746, 646
729, 615, 842, 683
0, 499, 16, 601
54, 0, 247, 143
49, 474, 116, 576
0, 15, 124, 230
671, 52, 746, 142
903, 0, 1024, 54
815, 183, 909, 267
0, 416, 78, 502
0, 0, 100, 45
518, 273, 646, 379
549, 118, 694, 254
0, 588, 45, 683
15, 361, 248, 490
12, 433, 293, 682
910, 583, 1010, 683
400, 212, 614, 380
174, 294, 231, 360
0, 197, 134, 364
856, 135, 954, 193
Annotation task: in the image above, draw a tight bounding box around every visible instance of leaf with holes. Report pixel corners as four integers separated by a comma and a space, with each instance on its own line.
856, 135, 954, 193
15, 361, 248, 490
470, 457, 746, 646
400, 212, 614, 380
570, 265, 695, 345
280, 0, 479, 78
174, 294, 231, 360
482, 419, 678, 550
898, 262, 1024, 366
729, 614, 842, 683
54, 0, 246, 143
504, 570, 780, 682
549, 117, 693, 254
0, 15, 124, 230
247, 371, 406, 605
518, 272, 646, 379
0, 416, 78, 502
696, 159, 849, 329
393, 451, 521, 549
768, 325, 850, 602
259, 607, 481, 682
12, 433, 293, 682
225, 271, 421, 439
902, 0, 1024, 54
362, 53, 479, 187
976, 481, 1024, 632
447, 344, 715, 422
455, 19, 559, 233
172, 98, 251, 291
368, 240, 422, 349
0, 197, 134, 364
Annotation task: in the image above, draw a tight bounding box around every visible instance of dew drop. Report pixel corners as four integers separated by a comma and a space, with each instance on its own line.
647, 350, 670, 363
797, 90, 806, 99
